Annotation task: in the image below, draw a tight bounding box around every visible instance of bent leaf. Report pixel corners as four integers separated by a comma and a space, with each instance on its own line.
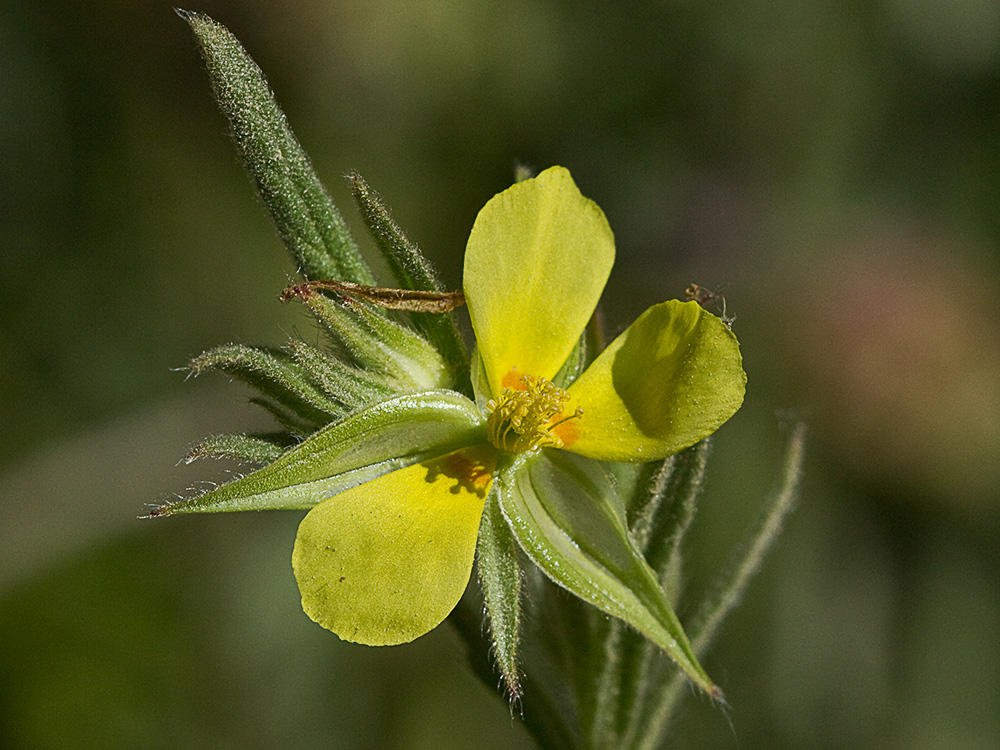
153, 391, 485, 515
293, 445, 495, 645
494, 450, 718, 698
189, 343, 346, 425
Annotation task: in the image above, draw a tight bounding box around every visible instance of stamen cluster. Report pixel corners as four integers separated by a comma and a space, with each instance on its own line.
486, 375, 581, 454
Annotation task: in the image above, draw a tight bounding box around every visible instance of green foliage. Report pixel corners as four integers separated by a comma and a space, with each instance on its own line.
185, 432, 291, 464
168, 12, 804, 748
153, 391, 486, 515
487, 426, 806, 749
476, 490, 525, 697
349, 172, 469, 378
177, 10, 373, 285
189, 343, 348, 428
494, 449, 717, 699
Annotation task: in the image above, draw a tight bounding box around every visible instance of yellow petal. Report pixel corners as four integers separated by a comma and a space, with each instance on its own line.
561, 300, 746, 462
292, 445, 496, 645
463, 166, 615, 397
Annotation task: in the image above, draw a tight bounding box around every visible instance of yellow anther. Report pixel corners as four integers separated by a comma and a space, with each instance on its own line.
486, 374, 582, 454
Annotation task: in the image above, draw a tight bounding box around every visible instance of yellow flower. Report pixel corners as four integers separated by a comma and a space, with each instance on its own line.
292, 167, 745, 655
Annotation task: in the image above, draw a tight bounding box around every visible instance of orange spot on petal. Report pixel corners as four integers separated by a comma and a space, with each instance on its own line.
501, 369, 524, 390
550, 417, 580, 447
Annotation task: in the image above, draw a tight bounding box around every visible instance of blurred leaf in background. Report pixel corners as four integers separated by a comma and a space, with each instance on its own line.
1, 0, 999, 748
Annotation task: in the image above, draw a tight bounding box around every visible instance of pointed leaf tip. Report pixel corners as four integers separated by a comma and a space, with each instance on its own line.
158, 390, 486, 515
477, 490, 524, 697
495, 451, 718, 697
181, 9, 373, 284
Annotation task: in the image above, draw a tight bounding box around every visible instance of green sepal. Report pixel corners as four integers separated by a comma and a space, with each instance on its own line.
178, 10, 374, 285
349, 301, 451, 390
469, 346, 491, 408
349, 172, 468, 373
285, 338, 397, 409
629, 422, 807, 747
286, 286, 447, 390
152, 390, 485, 516
638, 439, 711, 596
494, 450, 719, 698
517, 567, 589, 746
185, 433, 291, 464
189, 343, 345, 425
579, 610, 626, 747
248, 397, 319, 437
606, 441, 712, 748
476, 488, 524, 698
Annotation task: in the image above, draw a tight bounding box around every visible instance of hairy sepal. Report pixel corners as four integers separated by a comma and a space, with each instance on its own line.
154, 391, 484, 515
493, 450, 719, 698
178, 10, 374, 284
476, 488, 524, 698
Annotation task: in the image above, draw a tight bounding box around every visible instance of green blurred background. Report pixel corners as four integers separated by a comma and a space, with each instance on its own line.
2, 1, 999, 747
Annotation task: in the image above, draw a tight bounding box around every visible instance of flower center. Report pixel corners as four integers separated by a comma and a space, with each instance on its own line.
486, 374, 583, 454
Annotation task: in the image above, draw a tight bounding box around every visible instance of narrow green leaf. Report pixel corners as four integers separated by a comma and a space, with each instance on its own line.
285, 285, 447, 390
494, 450, 719, 698
249, 397, 318, 436
580, 615, 624, 749
189, 343, 344, 424
285, 286, 394, 368
349, 301, 451, 390
450, 582, 581, 749
609, 619, 654, 745
185, 433, 290, 464
348, 172, 443, 292
626, 456, 675, 539
616, 458, 663, 526
178, 10, 374, 284
689, 422, 806, 653
519, 569, 588, 747
476, 489, 524, 698
618, 440, 711, 748
349, 172, 468, 372
285, 338, 396, 408
152, 390, 485, 515
636, 438, 712, 594
635, 422, 807, 749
